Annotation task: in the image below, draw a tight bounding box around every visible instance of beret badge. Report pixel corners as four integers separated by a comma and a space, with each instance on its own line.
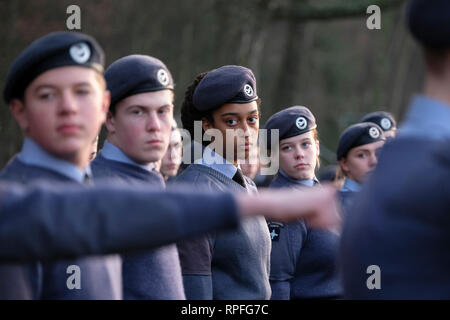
369, 127, 380, 139
243, 84, 254, 97
380, 118, 392, 130
69, 42, 91, 64
157, 68, 170, 86
296, 116, 308, 130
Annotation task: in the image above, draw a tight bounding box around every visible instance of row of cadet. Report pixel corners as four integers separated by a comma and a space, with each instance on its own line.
0, 28, 376, 300
0, 30, 340, 300
1, 0, 449, 300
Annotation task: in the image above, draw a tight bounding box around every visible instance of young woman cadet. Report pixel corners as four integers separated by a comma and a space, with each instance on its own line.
174, 65, 272, 300
335, 122, 385, 218
264, 106, 342, 299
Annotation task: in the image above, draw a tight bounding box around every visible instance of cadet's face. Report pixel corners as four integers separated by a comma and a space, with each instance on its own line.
11, 66, 109, 168
339, 140, 385, 183
160, 130, 182, 178
89, 136, 99, 162
384, 129, 396, 139
106, 90, 174, 164
279, 131, 320, 180
203, 102, 259, 163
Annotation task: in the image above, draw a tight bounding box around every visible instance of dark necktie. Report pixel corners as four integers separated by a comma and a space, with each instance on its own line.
83, 173, 92, 185
233, 168, 246, 188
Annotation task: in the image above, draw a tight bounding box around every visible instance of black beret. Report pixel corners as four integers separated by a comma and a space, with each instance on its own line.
193, 65, 258, 112
264, 106, 317, 149
337, 123, 385, 160
360, 111, 397, 131
4, 31, 104, 103
319, 165, 339, 183
105, 54, 174, 109
408, 0, 450, 49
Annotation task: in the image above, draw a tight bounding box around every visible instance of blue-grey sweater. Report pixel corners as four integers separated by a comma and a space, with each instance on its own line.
174, 164, 272, 300
0, 180, 240, 263
0, 157, 121, 299
268, 173, 342, 299
341, 138, 450, 299
90, 154, 185, 300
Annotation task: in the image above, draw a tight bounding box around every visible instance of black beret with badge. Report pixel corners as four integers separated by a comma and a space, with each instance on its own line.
105, 54, 174, 111
193, 65, 258, 112
337, 123, 385, 160
4, 31, 104, 103
407, 0, 450, 49
264, 106, 317, 149
360, 111, 397, 132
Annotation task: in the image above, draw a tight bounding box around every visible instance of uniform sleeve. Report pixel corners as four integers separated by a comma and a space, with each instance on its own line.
269, 220, 307, 300
269, 280, 291, 300
177, 234, 214, 300
0, 181, 239, 262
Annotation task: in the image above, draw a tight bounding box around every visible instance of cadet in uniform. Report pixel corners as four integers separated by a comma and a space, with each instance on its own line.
89, 136, 99, 161
160, 120, 183, 181
90, 54, 184, 299
360, 111, 397, 139
264, 106, 342, 299
336, 123, 385, 217
341, 0, 450, 299
174, 65, 272, 300
0, 34, 340, 300
0, 31, 119, 299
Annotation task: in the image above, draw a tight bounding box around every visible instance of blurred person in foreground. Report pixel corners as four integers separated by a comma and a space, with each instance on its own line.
341, 0, 450, 299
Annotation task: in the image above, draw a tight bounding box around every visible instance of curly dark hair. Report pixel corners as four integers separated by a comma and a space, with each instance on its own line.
181, 71, 263, 147
180, 72, 214, 146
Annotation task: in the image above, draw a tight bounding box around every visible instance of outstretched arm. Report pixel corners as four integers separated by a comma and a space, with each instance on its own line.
0, 181, 239, 262
0, 181, 340, 262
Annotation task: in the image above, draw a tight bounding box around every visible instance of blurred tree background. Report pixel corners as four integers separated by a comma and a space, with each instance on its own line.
0, 0, 423, 168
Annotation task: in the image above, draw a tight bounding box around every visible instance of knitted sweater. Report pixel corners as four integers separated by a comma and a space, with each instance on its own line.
174, 164, 272, 300
269, 173, 342, 299
0, 157, 121, 299
91, 154, 185, 300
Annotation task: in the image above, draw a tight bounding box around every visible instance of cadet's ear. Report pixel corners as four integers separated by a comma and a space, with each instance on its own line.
201, 117, 212, 132
339, 158, 349, 175
9, 99, 29, 133
102, 90, 111, 119
315, 139, 320, 156
105, 110, 116, 134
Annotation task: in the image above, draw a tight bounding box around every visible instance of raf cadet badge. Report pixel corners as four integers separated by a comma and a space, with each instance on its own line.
70, 42, 91, 64
369, 126, 380, 139
380, 117, 392, 130
244, 84, 254, 97
267, 221, 284, 241
157, 68, 170, 86
296, 116, 307, 130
